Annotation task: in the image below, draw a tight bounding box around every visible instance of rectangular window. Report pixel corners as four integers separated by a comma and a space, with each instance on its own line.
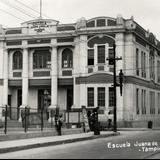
141, 52, 146, 78
157, 61, 160, 83
98, 88, 105, 107
136, 48, 139, 76
136, 88, 139, 114
144, 90, 146, 114
141, 51, 143, 77
88, 49, 94, 66
109, 87, 114, 107
98, 45, 105, 64
150, 91, 155, 114
158, 93, 160, 114
142, 89, 146, 115
149, 50, 155, 80
87, 88, 94, 107
144, 52, 146, 78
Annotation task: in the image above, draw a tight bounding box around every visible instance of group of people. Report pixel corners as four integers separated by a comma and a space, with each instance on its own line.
87, 110, 113, 131
54, 110, 113, 135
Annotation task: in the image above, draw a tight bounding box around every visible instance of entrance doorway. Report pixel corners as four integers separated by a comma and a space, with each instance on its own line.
17, 89, 22, 120
8, 95, 12, 119
67, 88, 73, 111
38, 89, 51, 119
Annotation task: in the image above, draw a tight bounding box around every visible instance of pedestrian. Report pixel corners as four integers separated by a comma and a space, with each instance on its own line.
108, 111, 113, 130
57, 114, 63, 136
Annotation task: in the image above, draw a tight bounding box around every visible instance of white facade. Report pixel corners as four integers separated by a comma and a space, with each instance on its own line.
0, 16, 160, 127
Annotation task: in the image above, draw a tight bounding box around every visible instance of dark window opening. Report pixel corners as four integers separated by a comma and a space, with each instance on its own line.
13, 51, 23, 70
109, 87, 114, 107
88, 49, 94, 66
97, 19, 106, 27
33, 49, 51, 69
62, 48, 73, 68
98, 88, 105, 107
98, 45, 105, 64
88, 88, 94, 107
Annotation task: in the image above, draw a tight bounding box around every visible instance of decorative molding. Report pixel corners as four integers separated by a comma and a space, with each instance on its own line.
75, 73, 160, 90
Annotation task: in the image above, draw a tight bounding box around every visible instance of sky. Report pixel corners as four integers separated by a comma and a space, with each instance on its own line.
0, 0, 160, 39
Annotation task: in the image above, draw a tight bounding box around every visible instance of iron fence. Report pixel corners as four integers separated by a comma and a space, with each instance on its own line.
0, 106, 83, 134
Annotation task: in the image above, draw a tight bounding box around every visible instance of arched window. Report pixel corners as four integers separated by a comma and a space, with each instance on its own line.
62, 48, 73, 68
13, 51, 22, 70
33, 49, 51, 69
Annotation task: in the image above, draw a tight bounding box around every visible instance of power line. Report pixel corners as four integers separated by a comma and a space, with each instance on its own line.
0, 2, 160, 74
0, 0, 37, 19
14, 0, 51, 19
0, 8, 24, 22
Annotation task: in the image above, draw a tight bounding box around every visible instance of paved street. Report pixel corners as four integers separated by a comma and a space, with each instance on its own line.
0, 131, 160, 159
147, 153, 160, 159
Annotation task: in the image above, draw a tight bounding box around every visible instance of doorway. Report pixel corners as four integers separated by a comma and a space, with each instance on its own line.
67, 88, 73, 111
38, 89, 51, 119
17, 89, 22, 120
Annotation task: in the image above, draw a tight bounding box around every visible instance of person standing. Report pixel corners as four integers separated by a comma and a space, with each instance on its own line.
108, 111, 113, 130
57, 114, 63, 136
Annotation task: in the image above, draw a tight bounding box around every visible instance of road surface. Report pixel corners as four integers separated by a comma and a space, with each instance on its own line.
0, 131, 160, 159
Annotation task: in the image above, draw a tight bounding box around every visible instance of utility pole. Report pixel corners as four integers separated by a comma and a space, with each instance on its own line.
40, 0, 42, 19
107, 44, 122, 133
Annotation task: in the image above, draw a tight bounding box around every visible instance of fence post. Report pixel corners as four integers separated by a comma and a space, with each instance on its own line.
68, 111, 70, 129
78, 112, 80, 125
41, 109, 44, 131
4, 105, 7, 135
51, 110, 53, 128
24, 107, 27, 133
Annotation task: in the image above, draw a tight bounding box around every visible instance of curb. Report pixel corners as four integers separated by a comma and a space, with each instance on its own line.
0, 132, 120, 154
0, 128, 84, 142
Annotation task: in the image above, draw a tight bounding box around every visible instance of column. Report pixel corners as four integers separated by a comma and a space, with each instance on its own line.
48, 42, 58, 122
19, 47, 29, 122
115, 33, 124, 121
146, 47, 150, 80
94, 44, 97, 72
79, 84, 86, 107
155, 54, 158, 83
3, 48, 8, 106
116, 33, 124, 70
105, 44, 109, 72
73, 77, 76, 108
79, 35, 87, 75
2, 48, 8, 121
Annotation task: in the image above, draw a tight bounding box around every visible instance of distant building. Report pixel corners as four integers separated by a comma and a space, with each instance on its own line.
0, 15, 160, 128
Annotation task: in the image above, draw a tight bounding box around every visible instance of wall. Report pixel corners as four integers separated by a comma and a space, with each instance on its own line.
0, 86, 3, 120
123, 84, 134, 121
58, 87, 67, 110
28, 88, 38, 109
124, 34, 135, 76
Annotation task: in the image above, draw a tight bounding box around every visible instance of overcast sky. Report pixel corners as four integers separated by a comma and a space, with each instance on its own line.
0, 0, 160, 39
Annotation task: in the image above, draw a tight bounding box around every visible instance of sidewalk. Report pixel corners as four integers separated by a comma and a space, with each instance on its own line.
118, 127, 160, 131
0, 131, 120, 154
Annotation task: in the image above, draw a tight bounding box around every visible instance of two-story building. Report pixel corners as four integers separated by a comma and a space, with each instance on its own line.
0, 15, 160, 128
